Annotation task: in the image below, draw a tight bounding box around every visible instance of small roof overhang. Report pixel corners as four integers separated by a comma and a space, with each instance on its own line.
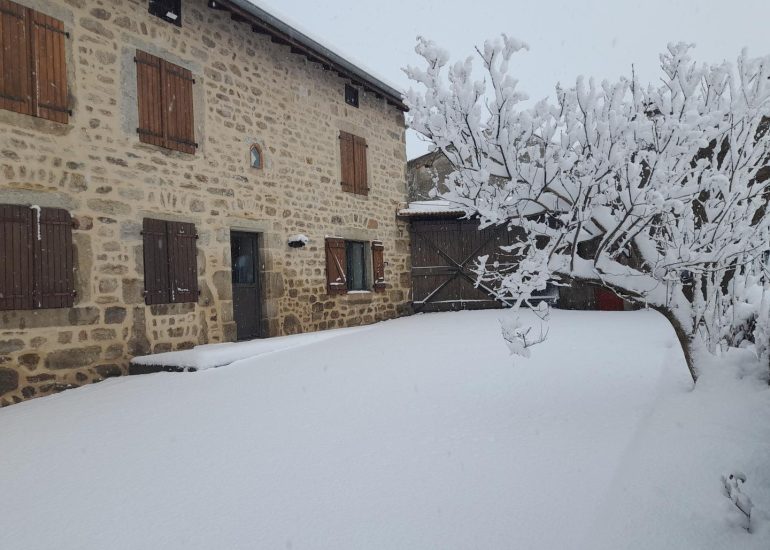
397, 200, 467, 220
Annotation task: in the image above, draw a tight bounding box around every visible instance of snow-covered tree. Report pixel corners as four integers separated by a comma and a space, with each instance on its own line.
405, 37, 770, 378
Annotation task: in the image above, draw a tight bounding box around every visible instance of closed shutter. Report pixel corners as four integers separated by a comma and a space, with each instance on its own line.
30, 10, 68, 123
0, 204, 33, 310
34, 207, 74, 308
339, 131, 355, 193
142, 218, 170, 305
135, 51, 165, 148
325, 237, 347, 294
0, 0, 32, 116
371, 241, 385, 292
353, 135, 368, 195
162, 60, 196, 154
167, 220, 198, 303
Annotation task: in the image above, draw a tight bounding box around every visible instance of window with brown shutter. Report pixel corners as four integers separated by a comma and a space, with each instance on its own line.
371, 241, 385, 292
325, 238, 382, 294
0, 0, 69, 123
142, 218, 199, 305
0, 204, 75, 311
135, 50, 197, 154
325, 237, 347, 294
339, 131, 368, 195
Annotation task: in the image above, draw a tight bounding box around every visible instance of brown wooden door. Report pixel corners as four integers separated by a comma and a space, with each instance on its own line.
409, 219, 520, 312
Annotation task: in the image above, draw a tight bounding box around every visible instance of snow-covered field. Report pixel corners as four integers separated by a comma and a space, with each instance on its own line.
1, 310, 769, 549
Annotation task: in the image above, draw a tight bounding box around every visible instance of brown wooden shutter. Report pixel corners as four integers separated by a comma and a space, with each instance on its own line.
162, 60, 196, 154
0, 0, 32, 116
167, 220, 198, 303
0, 204, 33, 310
34, 207, 74, 308
143, 218, 170, 305
339, 131, 355, 193
136, 51, 196, 154
353, 135, 368, 195
30, 10, 68, 123
325, 237, 347, 294
135, 51, 165, 148
371, 241, 385, 292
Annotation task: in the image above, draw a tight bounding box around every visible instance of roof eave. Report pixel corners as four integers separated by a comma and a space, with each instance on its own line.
215, 0, 408, 112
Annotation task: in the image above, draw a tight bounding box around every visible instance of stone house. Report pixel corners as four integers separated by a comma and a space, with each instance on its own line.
0, 0, 411, 406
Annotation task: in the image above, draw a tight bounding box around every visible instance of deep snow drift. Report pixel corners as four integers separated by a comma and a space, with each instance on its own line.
1, 310, 769, 549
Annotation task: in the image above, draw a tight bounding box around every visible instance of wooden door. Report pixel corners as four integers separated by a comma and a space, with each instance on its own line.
230, 231, 261, 340
409, 219, 518, 312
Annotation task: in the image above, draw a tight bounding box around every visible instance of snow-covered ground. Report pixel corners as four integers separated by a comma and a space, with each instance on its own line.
1, 310, 769, 549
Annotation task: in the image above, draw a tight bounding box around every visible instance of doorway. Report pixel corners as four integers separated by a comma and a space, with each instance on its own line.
230, 231, 262, 340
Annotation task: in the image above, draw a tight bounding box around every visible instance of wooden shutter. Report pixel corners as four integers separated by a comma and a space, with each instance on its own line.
325, 238, 347, 294
136, 51, 196, 154
0, 204, 33, 310
143, 218, 170, 305
135, 51, 165, 148
162, 60, 196, 154
371, 241, 385, 292
167, 220, 198, 303
34, 207, 74, 308
0, 0, 32, 116
353, 136, 368, 195
30, 10, 68, 123
339, 131, 355, 193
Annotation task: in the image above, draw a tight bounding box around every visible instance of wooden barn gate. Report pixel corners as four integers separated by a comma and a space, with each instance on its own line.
409, 218, 521, 312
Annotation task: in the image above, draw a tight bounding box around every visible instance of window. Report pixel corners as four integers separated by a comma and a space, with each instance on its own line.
325, 238, 386, 295
346, 241, 366, 291
148, 0, 181, 26
0, 204, 75, 311
249, 143, 262, 170
0, 0, 69, 123
142, 218, 199, 305
339, 131, 368, 195
344, 84, 359, 108
135, 50, 197, 154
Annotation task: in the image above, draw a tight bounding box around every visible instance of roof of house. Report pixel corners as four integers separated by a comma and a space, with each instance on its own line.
216, 0, 407, 111
407, 149, 445, 169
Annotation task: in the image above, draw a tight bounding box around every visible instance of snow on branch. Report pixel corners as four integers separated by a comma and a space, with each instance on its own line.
406, 37, 770, 371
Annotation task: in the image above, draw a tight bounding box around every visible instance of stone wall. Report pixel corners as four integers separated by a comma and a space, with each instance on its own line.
407, 150, 452, 202
0, 0, 411, 406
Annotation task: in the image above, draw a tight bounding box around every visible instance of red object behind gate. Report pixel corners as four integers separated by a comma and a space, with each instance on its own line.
596, 289, 624, 311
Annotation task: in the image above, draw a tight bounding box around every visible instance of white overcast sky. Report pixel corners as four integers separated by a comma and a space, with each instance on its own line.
258, 0, 769, 159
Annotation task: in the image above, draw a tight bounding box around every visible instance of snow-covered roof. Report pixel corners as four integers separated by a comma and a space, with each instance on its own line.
398, 200, 467, 218
217, 0, 407, 111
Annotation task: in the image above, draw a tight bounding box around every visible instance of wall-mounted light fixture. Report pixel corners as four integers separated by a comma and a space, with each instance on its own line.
288, 234, 308, 248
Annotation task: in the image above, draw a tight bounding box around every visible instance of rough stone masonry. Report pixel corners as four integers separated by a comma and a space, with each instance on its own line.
0, 0, 412, 405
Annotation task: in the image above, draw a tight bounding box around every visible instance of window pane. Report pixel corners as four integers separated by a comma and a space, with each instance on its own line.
231, 235, 255, 285
250, 146, 261, 169
346, 241, 366, 290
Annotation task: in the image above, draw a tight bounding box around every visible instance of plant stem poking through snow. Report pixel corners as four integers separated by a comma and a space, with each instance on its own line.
405, 38, 770, 379
722, 472, 754, 532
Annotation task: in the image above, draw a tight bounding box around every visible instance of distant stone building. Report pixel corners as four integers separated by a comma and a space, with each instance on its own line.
407, 150, 452, 202
0, 0, 411, 405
